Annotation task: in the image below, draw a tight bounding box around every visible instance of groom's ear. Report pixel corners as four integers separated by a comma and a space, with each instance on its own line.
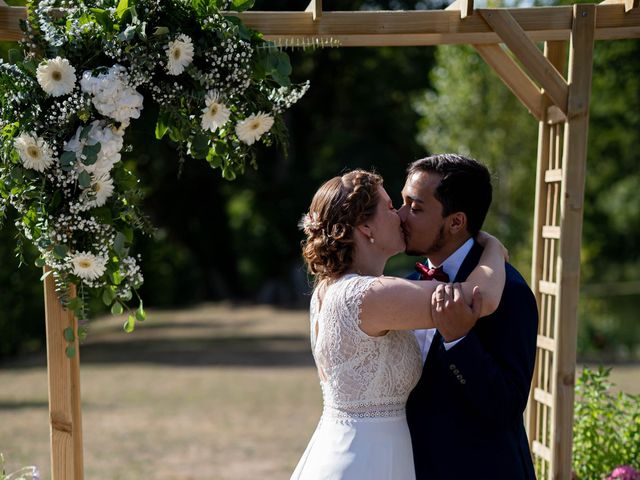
447, 212, 467, 235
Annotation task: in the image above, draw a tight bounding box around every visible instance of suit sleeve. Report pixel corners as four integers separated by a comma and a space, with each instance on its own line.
432, 276, 539, 427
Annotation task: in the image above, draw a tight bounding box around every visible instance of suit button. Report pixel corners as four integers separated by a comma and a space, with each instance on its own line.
460, 379, 467, 384
449, 364, 456, 371
457, 374, 463, 380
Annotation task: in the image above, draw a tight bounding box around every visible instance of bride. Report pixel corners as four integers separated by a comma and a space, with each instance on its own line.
291, 169, 506, 480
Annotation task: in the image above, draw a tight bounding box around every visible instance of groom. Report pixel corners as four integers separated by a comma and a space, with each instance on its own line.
399, 154, 538, 479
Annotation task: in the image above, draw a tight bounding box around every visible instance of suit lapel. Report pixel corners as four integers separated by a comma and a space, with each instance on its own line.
454, 240, 483, 282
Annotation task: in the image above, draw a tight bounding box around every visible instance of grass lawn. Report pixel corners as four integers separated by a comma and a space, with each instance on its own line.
1, 303, 638, 479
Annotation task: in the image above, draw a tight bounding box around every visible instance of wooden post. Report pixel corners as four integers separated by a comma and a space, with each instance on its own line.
552, 4, 595, 478
43, 268, 84, 480
526, 39, 567, 479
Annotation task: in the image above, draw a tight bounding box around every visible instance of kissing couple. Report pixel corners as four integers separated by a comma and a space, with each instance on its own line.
291, 154, 539, 480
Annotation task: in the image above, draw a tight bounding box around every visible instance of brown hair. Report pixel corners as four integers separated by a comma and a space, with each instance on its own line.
301, 169, 382, 282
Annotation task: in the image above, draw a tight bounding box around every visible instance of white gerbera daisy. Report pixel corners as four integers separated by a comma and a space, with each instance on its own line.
201, 91, 231, 132
69, 252, 107, 280
36, 57, 76, 97
14, 133, 55, 172
165, 34, 194, 75
89, 173, 115, 207
235, 112, 275, 146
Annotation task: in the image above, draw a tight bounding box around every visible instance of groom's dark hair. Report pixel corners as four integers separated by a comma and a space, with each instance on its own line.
407, 154, 492, 237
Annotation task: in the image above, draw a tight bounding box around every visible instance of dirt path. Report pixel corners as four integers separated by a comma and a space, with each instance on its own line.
0, 303, 638, 479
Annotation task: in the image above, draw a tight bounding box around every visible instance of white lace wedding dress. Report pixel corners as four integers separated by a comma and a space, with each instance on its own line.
291, 274, 423, 480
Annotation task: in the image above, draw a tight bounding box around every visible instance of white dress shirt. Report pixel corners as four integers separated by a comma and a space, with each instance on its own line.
414, 238, 475, 363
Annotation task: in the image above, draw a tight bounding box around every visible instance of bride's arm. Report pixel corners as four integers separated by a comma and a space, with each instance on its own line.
359, 233, 506, 336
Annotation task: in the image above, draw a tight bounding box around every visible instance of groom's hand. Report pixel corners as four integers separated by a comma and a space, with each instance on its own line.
431, 283, 482, 342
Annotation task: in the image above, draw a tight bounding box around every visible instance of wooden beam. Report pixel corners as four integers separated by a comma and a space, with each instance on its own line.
44, 269, 84, 480
601, 0, 639, 13
446, 0, 474, 20
305, 0, 322, 21
0, 5, 638, 44
479, 9, 569, 113
552, 4, 596, 478
474, 43, 544, 120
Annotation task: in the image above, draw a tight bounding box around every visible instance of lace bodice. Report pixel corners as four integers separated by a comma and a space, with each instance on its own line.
310, 274, 422, 419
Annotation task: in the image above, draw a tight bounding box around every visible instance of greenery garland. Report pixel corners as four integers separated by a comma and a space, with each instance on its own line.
0, 0, 308, 347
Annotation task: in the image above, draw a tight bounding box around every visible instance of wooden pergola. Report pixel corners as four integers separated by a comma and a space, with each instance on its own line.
1, 1, 639, 478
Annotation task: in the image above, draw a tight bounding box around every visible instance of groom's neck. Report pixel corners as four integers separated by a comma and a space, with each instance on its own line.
428, 234, 472, 266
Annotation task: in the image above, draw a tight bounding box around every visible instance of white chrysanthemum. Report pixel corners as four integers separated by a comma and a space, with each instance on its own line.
64, 121, 124, 176
235, 112, 275, 146
36, 57, 76, 97
69, 252, 107, 280
14, 133, 55, 172
80, 65, 143, 124
201, 91, 231, 132
166, 34, 194, 75
89, 173, 115, 207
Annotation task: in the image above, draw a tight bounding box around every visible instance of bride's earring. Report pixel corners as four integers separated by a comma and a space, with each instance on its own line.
369, 236, 375, 244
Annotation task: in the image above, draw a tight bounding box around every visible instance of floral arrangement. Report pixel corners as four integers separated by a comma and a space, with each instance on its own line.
0, 0, 308, 347
606, 466, 640, 480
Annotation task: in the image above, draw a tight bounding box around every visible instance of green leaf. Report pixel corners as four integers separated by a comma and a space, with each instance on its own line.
8, 49, 23, 64
63, 327, 75, 342
82, 143, 101, 166
102, 287, 116, 306
206, 148, 223, 168
155, 112, 170, 139
78, 170, 92, 189
65, 346, 76, 358
114, 231, 127, 258
153, 26, 170, 37
116, 0, 128, 19
40, 269, 53, 281
111, 270, 123, 285
80, 124, 93, 140
53, 244, 68, 259
232, 0, 255, 12
191, 133, 210, 159
60, 151, 77, 171
135, 300, 146, 322
35, 256, 45, 267
111, 301, 124, 315
124, 315, 136, 333
90, 8, 113, 31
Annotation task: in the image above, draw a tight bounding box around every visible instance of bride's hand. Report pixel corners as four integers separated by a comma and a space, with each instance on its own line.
476, 231, 509, 262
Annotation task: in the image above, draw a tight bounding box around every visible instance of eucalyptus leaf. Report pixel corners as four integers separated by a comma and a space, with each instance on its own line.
124, 315, 135, 333
53, 244, 68, 260
114, 232, 127, 258
35, 256, 45, 268
63, 326, 75, 342
78, 170, 92, 189
111, 301, 124, 315
102, 287, 116, 306
65, 346, 76, 358
60, 151, 77, 171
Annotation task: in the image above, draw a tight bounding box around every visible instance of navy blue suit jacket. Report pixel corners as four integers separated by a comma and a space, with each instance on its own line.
405, 242, 538, 479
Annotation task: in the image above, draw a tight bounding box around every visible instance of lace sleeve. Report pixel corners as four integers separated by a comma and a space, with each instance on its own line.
336, 274, 379, 330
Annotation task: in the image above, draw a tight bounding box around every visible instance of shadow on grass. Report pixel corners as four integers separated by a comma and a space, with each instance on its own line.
4, 334, 315, 369
0, 400, 48, 410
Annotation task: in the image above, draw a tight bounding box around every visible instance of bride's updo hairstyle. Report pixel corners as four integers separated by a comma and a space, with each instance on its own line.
301, 169, 382, 282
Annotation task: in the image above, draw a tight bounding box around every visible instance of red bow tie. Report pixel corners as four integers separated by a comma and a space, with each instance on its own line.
415, 262, 450, 282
